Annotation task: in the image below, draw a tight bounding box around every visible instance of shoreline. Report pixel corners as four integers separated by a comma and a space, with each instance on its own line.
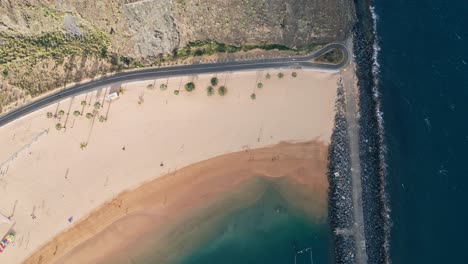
29, 141, 330, 264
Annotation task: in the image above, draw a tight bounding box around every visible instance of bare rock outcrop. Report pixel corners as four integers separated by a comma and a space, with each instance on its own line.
122, 0, 180, 59
173, 0, 355, 49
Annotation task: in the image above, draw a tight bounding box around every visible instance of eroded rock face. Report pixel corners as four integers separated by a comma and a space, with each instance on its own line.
1, 0, 354, 58
122, 0, 180, 58
0, 0, 355, 111
173, 0, 356, 49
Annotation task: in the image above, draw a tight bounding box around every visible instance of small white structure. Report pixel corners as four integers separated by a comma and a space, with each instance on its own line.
105, 92, 119, 101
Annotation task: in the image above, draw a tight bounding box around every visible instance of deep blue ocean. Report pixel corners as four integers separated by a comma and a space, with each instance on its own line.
374, 0, 468, 262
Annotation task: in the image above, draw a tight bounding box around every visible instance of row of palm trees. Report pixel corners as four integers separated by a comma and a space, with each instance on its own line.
250, 71, 298, 100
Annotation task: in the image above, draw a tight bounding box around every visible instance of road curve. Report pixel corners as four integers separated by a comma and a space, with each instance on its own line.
0, 43, 349, 127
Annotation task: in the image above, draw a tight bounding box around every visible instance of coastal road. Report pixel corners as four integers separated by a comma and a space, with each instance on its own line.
0, 43, 348, 128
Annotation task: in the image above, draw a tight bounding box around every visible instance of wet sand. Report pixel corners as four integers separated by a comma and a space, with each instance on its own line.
33, 141, 329, 264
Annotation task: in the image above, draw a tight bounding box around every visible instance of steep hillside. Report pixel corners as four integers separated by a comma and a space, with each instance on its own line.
0, 0, 355, 113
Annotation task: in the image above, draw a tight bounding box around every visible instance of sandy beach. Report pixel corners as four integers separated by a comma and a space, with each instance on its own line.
0, 69, 338, 264
50, 141, 329, 264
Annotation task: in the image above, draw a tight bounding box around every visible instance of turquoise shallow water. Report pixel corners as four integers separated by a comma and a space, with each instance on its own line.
179, 186, 332, 264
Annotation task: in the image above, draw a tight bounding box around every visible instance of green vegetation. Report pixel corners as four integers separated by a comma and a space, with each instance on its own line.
80, 142, 87, 150
167, 41, 291, 62
147, 84, 154, 90
99, 115, 106, 122
250, 93, 256, 100
73, 110, 80, 116
292, 72, 298, 78
185, 82, 195, 92
218, 86, 227, 96
86, 112, 93, 119
118, 87, 125, 95
314, 48, 344, 64
0, 29, 110, 67
207, 86, 215, 96
277, 72, 284, 79
58, 110, 65, 116
210, 77, 219, 86
257, 82, 263, 89
266, 73, 271, 79
46, 112, 53, 118
174, 90, 180, 95
55, 123, 62, 130
160, 83, 168, 91
81, 100, 87, 106
94, 102, 101, 109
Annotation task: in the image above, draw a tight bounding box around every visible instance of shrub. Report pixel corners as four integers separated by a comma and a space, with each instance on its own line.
250, 93, 256, 100
55, 123, 62, 130
73, 110, 80, 117
257, 82, 263, 89
174, 90, 180, 95
86, 113, 93, 119
94, 102, 101, 109
207, 86, 215, 96
58, 110, 65, 116
210, 77, 219, 86
99, 116, 106, 122
277, 72, 284, 79
147, 84, 154, 90
185, 82, 195, 92
80, 100, 87, 106
160, 83, 168, 91
46, 112, 53, 118
266, 73, 271, 79
218, 86, 227, 96
292, 72, 298, 78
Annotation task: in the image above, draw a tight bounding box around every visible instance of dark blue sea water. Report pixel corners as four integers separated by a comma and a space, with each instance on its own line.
374, 0, 468, 262
179, 185, 333, 264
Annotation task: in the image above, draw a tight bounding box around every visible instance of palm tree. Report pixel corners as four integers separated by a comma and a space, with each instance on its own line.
266, 73, 271, 79
80, 142, 88, 150
46, 112, 53, 119
185, 82, 195, 92
207, 86, 215, 96
292, 72, 298, 78
118, 87, 125, 95
210, 77, 219, 86
250, 93, 256, 100
174, 90, 180, 95
86, 113, 93, 119
99, 115, 106, 122
55, 123, 62, 130
73, 110, 80, 117
147, 84, 154, 90
218, 86, 227, 96
277, 72, 284, 79
58, 110, 65, 116
257, 82, 263, 89
160, 83, 168, 91
94, 102, 101, 109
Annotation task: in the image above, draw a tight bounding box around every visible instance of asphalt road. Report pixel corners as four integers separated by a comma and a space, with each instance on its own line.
0, 43, 349, 127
